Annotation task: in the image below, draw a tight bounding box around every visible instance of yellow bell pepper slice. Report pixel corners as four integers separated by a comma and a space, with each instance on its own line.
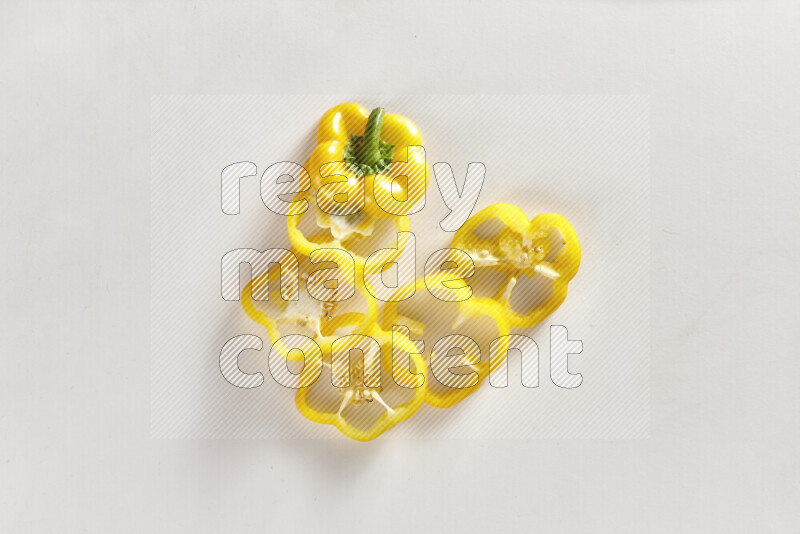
295, 318, 427, 441
287, 192, 411, 275
240, 238, 379, 362
381, 274, 511, 409
452, 203, 581, 329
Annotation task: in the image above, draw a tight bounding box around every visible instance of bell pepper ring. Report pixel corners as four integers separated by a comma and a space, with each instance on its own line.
295, 319, 427, 441
381, 274, 511, 409
287, 191, 411, 276
451, 203, 581, 329
240, 237, 379, 362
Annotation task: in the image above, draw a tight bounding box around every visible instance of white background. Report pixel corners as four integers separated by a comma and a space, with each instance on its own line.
1, 1, 798, 532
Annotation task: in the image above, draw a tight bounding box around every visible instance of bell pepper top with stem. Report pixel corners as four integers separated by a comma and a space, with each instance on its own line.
306, 103, 427, 226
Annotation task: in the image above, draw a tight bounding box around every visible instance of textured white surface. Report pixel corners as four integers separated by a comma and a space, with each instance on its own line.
1, 1, 798, 532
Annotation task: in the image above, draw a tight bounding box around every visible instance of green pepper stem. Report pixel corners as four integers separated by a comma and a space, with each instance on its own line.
356, 107, 386, 167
